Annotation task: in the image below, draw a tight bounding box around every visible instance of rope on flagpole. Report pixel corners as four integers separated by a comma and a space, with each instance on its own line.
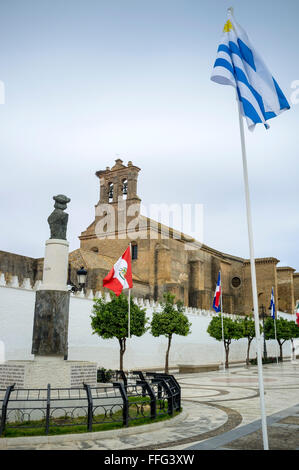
237, 94, 269, 450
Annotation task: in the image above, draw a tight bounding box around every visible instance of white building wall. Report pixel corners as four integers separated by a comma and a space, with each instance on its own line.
0, 279, 297, 371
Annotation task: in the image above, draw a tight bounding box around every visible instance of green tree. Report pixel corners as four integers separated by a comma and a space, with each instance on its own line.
207, 315, 243, 368
263, 317, 293, 361
150, 293, 191, 373
238, 315, 258, 366
91, 292, 148, 370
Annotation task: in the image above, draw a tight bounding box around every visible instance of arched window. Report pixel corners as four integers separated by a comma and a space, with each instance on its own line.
122, 179, 128, 200
108, 183, 113, 203
131, 243, 138, 260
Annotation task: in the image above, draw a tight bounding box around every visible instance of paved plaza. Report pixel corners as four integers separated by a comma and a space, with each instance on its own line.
0, 361, 298, 451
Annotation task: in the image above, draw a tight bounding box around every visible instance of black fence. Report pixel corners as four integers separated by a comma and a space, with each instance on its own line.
0, 371, 181, 436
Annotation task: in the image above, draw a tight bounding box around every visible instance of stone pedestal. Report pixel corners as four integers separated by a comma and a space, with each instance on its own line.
31, 238, 70, 357
41, 239, 69, 291
0, 208, 98, 391
0, 357, 97, 389
31, 290, 70, 357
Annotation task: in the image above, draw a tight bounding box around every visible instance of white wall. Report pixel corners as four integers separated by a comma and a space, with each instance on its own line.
0, 276, 297, 371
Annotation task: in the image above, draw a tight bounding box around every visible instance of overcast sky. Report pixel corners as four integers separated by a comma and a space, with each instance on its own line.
0, 0, 298, 271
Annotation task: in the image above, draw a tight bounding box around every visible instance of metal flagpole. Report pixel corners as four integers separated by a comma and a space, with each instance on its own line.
273, 316, 279, 365
127, 244, 132, 375
128, 243, 132, 340
128, 287, 131, 339
236, 95, 269, 450
272, 287, 279, 365
220, 273, 225, 372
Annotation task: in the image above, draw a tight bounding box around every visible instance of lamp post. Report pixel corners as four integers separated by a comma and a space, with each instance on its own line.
69, 266, 88, 294
77, 266, 88, 291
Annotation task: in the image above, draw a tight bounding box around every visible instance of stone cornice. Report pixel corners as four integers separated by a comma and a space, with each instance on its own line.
277, 266, 296, 272
243, 257, 280, 266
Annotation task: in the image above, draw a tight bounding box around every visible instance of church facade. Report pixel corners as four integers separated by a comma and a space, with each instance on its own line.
71, 159, 298, 316
1, 159, 298, 316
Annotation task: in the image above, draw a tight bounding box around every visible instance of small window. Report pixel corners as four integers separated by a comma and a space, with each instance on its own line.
131, 244, 138, 260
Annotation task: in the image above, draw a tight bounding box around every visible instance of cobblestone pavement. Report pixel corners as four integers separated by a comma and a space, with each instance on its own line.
1, 362, 298, 451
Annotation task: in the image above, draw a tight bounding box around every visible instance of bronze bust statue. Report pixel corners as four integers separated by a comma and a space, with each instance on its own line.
47, 194, 71, 240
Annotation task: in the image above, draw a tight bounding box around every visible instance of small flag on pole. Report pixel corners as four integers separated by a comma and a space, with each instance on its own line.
270, 287, 275, 319
211, 9, 290, 130
213, 271, 221, 313
296, 302, 299, 327
103, 246, 133, 296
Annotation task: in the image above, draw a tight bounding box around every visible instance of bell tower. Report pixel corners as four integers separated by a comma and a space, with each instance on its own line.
79, 159, 142, 250
94, 159, 141, 239
96, 159, 141, 206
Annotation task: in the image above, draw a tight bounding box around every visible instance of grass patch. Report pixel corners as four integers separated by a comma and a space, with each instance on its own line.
1, 406, 181, 439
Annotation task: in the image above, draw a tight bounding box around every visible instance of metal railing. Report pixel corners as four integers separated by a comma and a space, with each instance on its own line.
0, 371, 181, 436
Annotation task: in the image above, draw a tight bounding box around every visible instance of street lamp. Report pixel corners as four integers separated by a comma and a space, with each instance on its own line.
69, 266, 88, 293
77, 266, 88, 289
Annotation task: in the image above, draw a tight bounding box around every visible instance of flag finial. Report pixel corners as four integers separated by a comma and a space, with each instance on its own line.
228, 6, 234, 15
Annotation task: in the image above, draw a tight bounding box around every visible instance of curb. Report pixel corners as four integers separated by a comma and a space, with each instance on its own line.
0, 409, 187, 449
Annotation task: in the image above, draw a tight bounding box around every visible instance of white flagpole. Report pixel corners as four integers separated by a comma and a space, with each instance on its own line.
236, 93, 269, 450
220, 272, 225, 372
128, 286, 131, 339
273, 316, 279, 364
127, 243, 132, 375
272, 288, 279, 365
128, 243, 132, 340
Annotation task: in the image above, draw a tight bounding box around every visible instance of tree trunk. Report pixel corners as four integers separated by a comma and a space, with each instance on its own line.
246, 338, 253, 366
277, 339, 283, 362
119, 338, 126, 371
224, 340, 231, 369
165, 335, 172, 374
291, 339, 295, 361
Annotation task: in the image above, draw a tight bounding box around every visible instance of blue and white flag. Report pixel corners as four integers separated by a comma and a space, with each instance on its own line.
211, 9, 290, 130
270, 287, 275, 319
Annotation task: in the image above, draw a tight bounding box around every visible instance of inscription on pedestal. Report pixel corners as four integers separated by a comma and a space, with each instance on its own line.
0, 364, 25, 388
70, 364, 97, 387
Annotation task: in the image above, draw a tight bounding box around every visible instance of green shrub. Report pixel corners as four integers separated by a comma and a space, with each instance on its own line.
249, 356, 282, 365
97, 367, 114, 383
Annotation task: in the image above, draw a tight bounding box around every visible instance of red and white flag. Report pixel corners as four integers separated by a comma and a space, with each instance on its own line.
103, 246, 133, 296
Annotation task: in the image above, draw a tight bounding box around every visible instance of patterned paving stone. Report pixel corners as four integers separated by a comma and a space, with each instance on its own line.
1, 362, 298, 450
